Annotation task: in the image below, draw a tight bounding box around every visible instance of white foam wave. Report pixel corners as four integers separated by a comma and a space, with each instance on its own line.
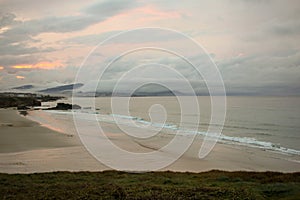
43, 109, 300, 156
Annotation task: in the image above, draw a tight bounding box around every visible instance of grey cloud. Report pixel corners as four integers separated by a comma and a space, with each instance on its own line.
5, 0, 139, 37
0, 0, 141, 69
232, 0, 272, 4
269, 20, 300, 36
0, 30, 54, 56
271, 49, 299, 58
217, 51, 300, 95
0, 65, 79, 89
0, 54, 38, 66
65, 28, 187, 47
217, 55, 256, 69
5, 15, 100, 36
0, 12, 19, 28
84, 0, 138, 16
0, 44, 40, 56
224, 81, 300, 96
110, 29, 186, 44
1, 0, 300, 96
63, 30, 121, 45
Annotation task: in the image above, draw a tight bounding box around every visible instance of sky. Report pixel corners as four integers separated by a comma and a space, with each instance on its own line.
0, 0, 299, 95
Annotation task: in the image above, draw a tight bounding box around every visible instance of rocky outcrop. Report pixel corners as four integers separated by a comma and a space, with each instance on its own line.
46, 103, 81, 110
0, 97, 41, 108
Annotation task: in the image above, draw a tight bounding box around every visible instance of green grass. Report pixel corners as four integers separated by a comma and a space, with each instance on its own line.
0, 170, 299, 199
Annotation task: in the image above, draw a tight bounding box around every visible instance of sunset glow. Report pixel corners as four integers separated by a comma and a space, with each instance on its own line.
0, 1, 299, 96
136, 6, 182, 19
13, 65, 33, 69
12, 61, 64, 70
16, 75, 25, 79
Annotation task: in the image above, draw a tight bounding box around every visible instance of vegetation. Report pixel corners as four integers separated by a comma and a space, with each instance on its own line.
0, 170, 299, 199
0, 93, 63, 108
0, 96, 41, 108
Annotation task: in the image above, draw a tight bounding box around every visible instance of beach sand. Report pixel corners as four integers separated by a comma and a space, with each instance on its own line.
0, 109, 108, 173
0, 109, 299, 173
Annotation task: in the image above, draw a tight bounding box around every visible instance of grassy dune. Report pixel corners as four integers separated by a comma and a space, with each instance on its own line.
0, 170, 299, 199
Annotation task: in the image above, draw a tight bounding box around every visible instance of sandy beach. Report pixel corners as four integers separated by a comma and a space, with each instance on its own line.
0, 109, 108, 173
0, 109, 299, 173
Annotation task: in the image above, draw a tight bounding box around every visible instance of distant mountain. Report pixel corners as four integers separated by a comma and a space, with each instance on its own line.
39, 83, 83, 93
130, 90, 182, 97
12, 85, 34, 90
130, 84, 186, 96
75, 90, 186, 97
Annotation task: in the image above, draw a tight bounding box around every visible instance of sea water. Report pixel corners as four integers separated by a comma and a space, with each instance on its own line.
38, 96, 300, 156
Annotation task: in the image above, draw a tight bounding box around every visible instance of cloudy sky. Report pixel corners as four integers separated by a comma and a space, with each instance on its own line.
0, 0, 299, 95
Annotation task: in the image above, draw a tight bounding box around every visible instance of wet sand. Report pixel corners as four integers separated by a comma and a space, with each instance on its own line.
0, 109, 299, 173
0, 109, 77, 153
0, 109, 108, 173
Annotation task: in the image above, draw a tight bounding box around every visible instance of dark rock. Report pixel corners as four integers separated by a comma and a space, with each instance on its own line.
17, 105, 30, 110
47, 103, 81, 110
19, 110, 28, 116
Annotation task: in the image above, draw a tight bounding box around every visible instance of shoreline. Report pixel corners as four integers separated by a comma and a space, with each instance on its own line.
0, 108, 299, 173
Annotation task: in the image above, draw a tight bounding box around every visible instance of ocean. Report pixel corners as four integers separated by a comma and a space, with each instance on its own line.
36, 96, 300, 157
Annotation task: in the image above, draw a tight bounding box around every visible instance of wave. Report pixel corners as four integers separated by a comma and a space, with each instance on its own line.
44, 109, 300, 156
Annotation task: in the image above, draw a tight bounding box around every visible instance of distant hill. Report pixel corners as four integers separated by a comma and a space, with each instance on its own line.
39, 83, 83, 93
130, 90, 182, 97
75, 90, 186, 97
12, 85, 34, 90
